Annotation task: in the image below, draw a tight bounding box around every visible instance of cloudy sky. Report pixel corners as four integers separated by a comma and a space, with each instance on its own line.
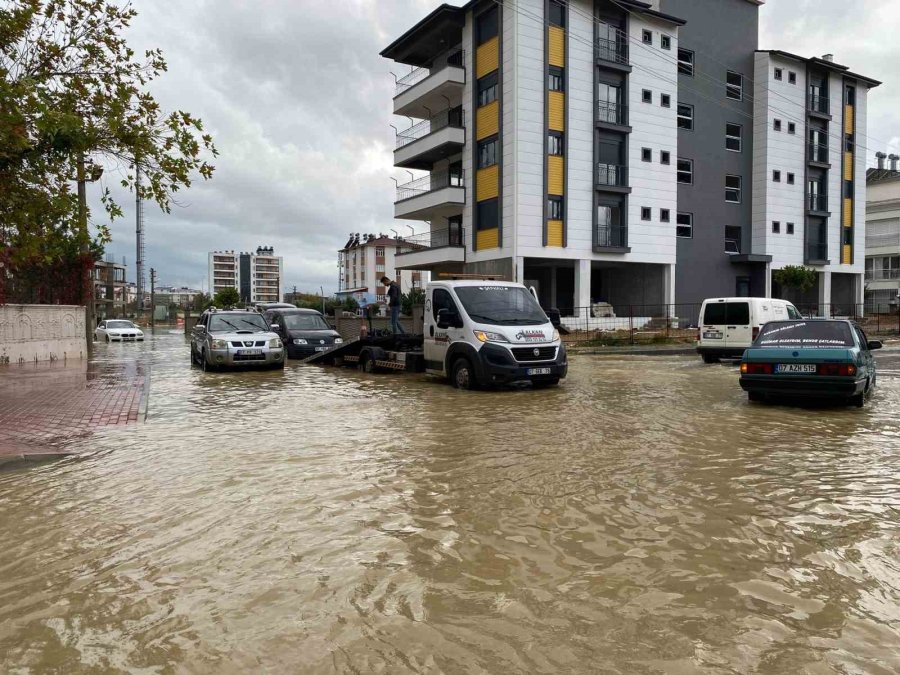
92, 0, 900, 294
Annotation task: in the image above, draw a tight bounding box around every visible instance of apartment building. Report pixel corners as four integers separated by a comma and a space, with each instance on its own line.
382, 0, 879, 314
208, 251, 239, 298
93, 260, 127, 320
864, 157, 900, 311
337, 233, 423, 303
207, 247, 284, 305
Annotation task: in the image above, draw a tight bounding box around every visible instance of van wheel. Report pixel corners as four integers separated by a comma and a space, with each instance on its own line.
451, 357, 478, 390
702, 354, 719, 364
533, 377, 560, 389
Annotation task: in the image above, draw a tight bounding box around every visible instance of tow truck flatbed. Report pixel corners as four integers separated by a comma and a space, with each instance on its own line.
302, 332, 425, 374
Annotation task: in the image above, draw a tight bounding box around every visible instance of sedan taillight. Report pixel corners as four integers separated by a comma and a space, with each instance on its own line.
741, 363, 773, 375
817, 363, 857, 377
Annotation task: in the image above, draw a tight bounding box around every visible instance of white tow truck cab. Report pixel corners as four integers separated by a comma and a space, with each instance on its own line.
423, 280, 567, 389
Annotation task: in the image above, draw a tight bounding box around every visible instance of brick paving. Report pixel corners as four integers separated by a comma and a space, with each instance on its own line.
0, 359, 148, 462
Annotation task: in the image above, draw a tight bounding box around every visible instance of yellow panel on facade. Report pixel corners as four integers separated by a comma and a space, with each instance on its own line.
548, 26, 565, 67
843, 198, 853, 225
476, 36, 499, 79
476, 165, 499, 201
547, 220, 564, 247
842, 244, 852, 265
548, 91, 565, 131
476, 100, 499, 141
844, 152, 853, 181
476, 227, 499, 250
548, 155, 564, 195
844, 105, 854, 133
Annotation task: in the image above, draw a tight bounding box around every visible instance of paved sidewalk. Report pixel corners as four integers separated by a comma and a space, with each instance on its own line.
0, 359, 149, 464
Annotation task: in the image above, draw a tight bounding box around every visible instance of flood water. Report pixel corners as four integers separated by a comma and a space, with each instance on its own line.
2, 332, 900, 673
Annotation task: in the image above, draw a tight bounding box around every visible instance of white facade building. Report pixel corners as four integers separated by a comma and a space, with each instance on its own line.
337, 234, 423, 303
207, 247, 284, 305
865, 162, 900, 311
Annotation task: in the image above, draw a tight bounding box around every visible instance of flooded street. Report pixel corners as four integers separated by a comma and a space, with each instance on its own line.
2, 331, 900, 673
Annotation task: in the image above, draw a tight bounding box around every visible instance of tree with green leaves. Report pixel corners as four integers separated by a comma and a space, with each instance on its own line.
191, 291, 211, 312
213, 287, 240, 308
401, 287, 425, 316
773, 266, 818, 294
0, 0, 217, 304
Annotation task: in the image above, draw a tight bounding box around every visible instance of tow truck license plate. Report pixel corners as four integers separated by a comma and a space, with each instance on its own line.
528, 367, 552, 376
775, 363, 816, 374
237, 349, 262, 356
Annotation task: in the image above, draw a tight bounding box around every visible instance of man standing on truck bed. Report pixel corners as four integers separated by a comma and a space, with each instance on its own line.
381, 276, 405, 335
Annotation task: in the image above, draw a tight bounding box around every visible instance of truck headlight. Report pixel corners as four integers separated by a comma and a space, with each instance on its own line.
269, 338, 283, 348
293, 338, 308, 345
211, 338, 228, 349
474, 330, 509, 343
552, 329, 560, 341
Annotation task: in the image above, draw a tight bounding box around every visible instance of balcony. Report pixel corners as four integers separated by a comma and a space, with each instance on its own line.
806, 192, 830, 215
808, 94, 831, 118
596, 102, 629, 130
806, 242, 829, 265
395, 170, 465, 220
594, 225, 628, 252
808, 141, 830, 166
866, 268, 900, 282
395, 225, 466, 270
394, 108, 465, 170
596, 163, 630, 193
393, 49, 465, 118
596, 30, 629, 69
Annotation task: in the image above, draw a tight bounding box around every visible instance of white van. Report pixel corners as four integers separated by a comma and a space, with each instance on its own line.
424, 280, 567, 388
696, 297, 802, 362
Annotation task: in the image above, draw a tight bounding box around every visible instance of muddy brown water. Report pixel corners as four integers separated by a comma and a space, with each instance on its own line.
2, 332, 900, 673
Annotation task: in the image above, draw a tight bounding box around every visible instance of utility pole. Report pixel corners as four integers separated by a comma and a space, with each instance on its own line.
77, 155, 95, 357
135, 162, 145, 319
320, 286, 325, 315
150, 268, 156, 330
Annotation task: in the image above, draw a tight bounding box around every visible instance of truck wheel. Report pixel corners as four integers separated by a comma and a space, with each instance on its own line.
451, 357, 478, 390
201, 351, 216, 372
359, 354, 375, 373
702, 354, 719, 364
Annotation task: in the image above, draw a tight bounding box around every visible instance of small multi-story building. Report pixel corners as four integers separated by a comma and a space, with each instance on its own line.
156, 286, 203, 308
381, 0, 879, 315
208, 251, 239, 298
864, 155, 900, 312
337, 233, 424, 303
207, 247, 284, 305
93, 260, 127, 320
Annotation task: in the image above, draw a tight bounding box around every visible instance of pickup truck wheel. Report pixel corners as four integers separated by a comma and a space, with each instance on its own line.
201, 350, 216, 372
451, 357, 478, 390
702, 354, 719, 364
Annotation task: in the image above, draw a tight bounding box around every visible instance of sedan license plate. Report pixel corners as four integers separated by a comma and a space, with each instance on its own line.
315, 346, 328, 352
703, 331, 723, 339
775, 363, 816, 374
527, 367, 552, 376
237, 349, 263, 356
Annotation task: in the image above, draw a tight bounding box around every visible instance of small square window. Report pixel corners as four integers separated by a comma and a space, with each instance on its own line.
772, 221, 780, 233
725, 174, 742, 203
787, 222, 795, 235
548, 196, 563, 220
641, 207, 652, 221
642, 29, 652, 45
641, 147, 652, 162
726, 71, 743, 101
676, 212, 693, 238
549, 66, 564, 92
774, 119, 782, 132
774, 68, 783, 81
642, 89, 652, 104
548, 131, 564, 156
787, 172, 795, 185
725, 122, 742, 152
678, 48, 694, 76
660, 209, 670, 223
773, 170, 781, 182
661, 35, 671, 50
677, 158, 693, 184
661, 93, 671, 108
788, 121, 796, 134
677, 103, 693, 130
788, 71, 797, 84
661, 151, 671, 165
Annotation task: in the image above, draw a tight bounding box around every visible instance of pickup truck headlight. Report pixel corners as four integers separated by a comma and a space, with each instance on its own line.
293, 338, 308, 345
210, 338, 228, 349
269, 338, 283, 348
474, 330, 509, 343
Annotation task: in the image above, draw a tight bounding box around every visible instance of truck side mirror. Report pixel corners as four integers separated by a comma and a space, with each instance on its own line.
545, 308, 562, 329
436, 308, 459, 330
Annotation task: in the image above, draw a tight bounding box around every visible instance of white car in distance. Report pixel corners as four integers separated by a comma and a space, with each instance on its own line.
95, 319, 145, 342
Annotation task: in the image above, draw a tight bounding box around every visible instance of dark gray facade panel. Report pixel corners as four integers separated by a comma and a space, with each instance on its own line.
661, 0, 762, 305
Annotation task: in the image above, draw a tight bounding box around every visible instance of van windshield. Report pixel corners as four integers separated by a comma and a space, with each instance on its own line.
281, 314, 330, 330
703, 301, 749, 325
455, 286, 548, 326
756, 321, 855, 347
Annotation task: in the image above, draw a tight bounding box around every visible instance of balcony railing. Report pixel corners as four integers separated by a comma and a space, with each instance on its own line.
806, 192, 828, 212
395, 49, 464, 95
808, 142, 829, 163
597, 101, 627, 126
865, 269, 900, 281
397, 225, 465, 253
808, 94, 830, 115
596, 225, 628, 249
806, 242, 828, 262
597, 27, 628, 65
396, 169, 464, 202
597, 163, 628, 187
396, 108, 464, 149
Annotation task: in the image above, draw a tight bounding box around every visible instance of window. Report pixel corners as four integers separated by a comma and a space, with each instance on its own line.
548, 196, 563, 220
677, 158, 693, 184
773, 119, 782, 132
641, 147, 652, 162
774, 67, 783, 81
549, 66, 564, 92
660, 209, 670, 222
676, 212, 692, 238
788, 121, 796, 135
726, 71, 743, 100
661, 150, 671, 165
476, 198, 499, 230
641, 207, 652, 221
773, 170, 781, 182
597, 82, 622, 124
725, 174, 742, 203
549, 0, 565, 28
478, 137, 498, 168
678, 48, 694, 76
548, 131, 564, 156
661, 34, 671, 50
787, 172, 795, 185
477, 6, 498, 44
788, 71, 797, 84
677, 103, 693, 130
845, 133, 855, 152
642, 89, 652, 104
642, 29, 652, 45
432, 288, 459, 320
596, 200, 625, 247
725, 226, 742, 254
787, 222, 795, 235
477, 72, 498, 107
725, 123, 742, 152
772, 221, 780, 233
661, 93, 671, 108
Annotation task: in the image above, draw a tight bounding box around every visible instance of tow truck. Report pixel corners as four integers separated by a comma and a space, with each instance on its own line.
304, 279, 567, 389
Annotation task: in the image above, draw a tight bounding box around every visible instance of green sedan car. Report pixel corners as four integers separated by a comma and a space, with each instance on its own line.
739, 319, 881, 407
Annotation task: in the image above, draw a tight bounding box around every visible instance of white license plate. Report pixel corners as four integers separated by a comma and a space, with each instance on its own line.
528, 367, 552, 376
775, 363, 816, 374
703, 332, 723, 339
237, 349, 263, 355
315, 346, 328, 352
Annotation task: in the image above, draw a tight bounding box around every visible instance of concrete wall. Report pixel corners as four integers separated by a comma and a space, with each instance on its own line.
0, 305, 87, 364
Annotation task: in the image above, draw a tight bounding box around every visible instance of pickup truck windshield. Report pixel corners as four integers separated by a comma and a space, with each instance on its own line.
209, 314, 269, 332
455, 286, 547, 326
756, 321, 854, 347
282, 314, 329, 330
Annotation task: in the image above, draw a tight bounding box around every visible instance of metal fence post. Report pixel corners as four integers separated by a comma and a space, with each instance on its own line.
629, 305, 634, 345
665, 304, 670, 339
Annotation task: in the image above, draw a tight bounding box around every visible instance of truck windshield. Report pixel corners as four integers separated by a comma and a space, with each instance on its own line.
756, 321, 854, 347
281, 314, 329, 330
455, 286, 548, 326
209, 314, 269, 332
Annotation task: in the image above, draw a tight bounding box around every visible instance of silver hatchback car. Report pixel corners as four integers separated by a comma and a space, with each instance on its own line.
191, 309, 285, 371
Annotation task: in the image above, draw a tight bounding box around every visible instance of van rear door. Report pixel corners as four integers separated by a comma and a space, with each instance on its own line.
723, 300, 752, 349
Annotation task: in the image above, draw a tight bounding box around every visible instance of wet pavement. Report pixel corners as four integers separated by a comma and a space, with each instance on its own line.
1, 330, 900, 673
